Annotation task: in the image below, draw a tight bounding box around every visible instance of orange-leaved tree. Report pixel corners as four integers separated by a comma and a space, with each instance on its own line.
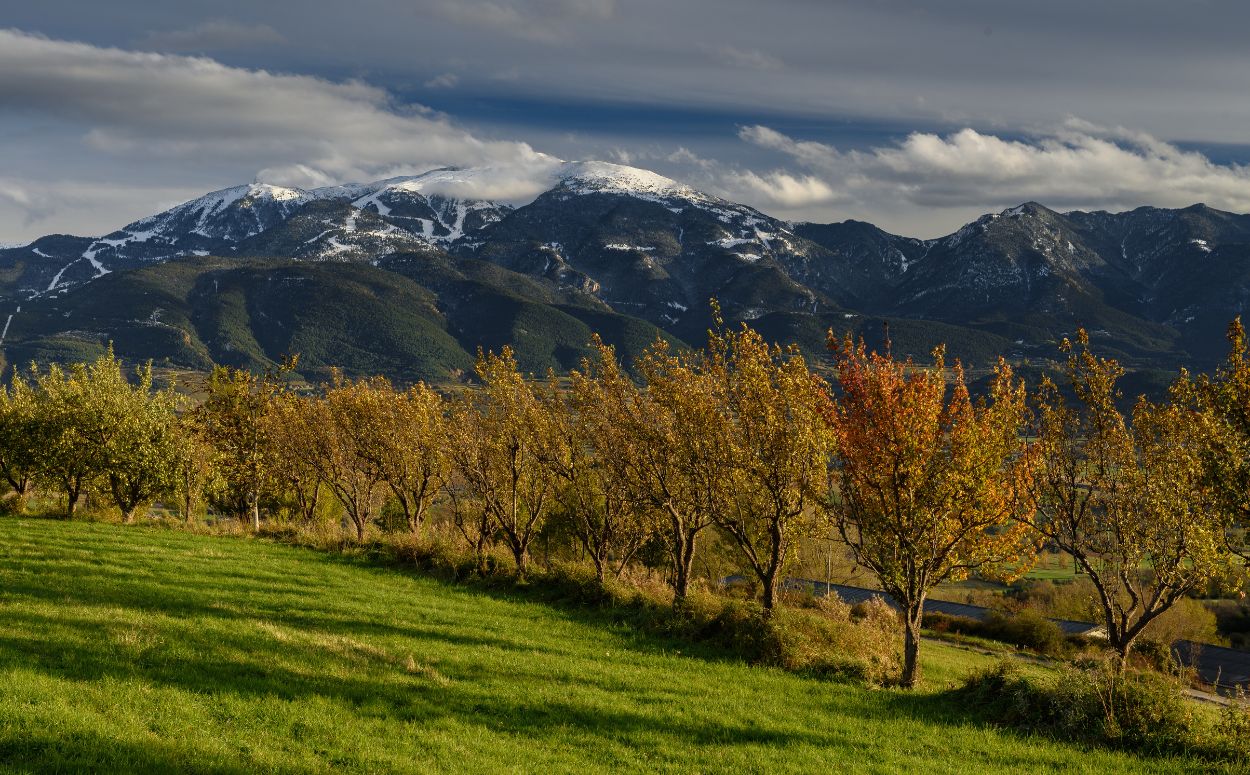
824, 334, 1034, 688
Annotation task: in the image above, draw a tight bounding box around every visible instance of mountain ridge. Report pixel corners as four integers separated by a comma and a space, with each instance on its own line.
2, 161, 1247, 386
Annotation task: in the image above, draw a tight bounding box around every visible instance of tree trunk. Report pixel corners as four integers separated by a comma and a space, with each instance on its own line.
122, 506, 138, 524
249, 493, 260, 532
512, 543, 528, 578
65, 484, 80, 519
355, 519, 365, 542
901, 603, 925, 689
592, 548, 607, 585
1113, 632, 1137, 669
474, 531, 490, 576
761, 570, 779, 614
671, 526, 699, 604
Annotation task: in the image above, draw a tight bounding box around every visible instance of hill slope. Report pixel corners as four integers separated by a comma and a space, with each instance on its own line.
0, 518, 1203, 773
0, 255, 677, 383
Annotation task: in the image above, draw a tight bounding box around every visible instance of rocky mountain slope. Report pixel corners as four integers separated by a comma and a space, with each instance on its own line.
2, 161, 1247, 384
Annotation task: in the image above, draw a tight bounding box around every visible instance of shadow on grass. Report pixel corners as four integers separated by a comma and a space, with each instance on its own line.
0, 516, 1214, 772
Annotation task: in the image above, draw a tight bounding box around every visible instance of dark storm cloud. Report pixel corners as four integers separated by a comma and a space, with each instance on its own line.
2, 1, 1250, 240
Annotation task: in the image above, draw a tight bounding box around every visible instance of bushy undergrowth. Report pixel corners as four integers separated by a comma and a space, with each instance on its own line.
925, 609, 1071, 657
960, 658, 1250, 763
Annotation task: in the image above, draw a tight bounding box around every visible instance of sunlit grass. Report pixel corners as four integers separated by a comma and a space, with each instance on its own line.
0, 518, 1214, 773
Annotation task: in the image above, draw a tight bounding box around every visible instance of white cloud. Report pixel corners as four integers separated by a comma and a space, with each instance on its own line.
733, 122, 1250, 234
0, 176, 205, 236
138, 20, 286, 52
720, 170, 838, 208
0, 28, 572, 240
0, 29, 552, 187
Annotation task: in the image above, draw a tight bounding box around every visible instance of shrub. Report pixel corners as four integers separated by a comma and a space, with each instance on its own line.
983, 608, 1068, 656
961, 657, 1207, 758
923, 608, 1070, 657
1141, 596, 1223, 647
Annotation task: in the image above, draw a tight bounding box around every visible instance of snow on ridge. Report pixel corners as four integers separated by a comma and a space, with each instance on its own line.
559, 161, 691, 196
604, 243, 655, 251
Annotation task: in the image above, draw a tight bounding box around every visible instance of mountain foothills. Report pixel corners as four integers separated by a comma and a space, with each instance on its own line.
3, 160, 1249, 385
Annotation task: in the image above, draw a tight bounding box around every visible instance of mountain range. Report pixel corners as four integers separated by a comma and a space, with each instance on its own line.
2, 160, 1247, 389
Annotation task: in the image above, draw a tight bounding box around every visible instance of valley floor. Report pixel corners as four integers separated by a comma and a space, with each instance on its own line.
0, 519, 1215, 773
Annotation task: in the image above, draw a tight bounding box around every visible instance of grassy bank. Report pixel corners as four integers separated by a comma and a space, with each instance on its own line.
0, 518, 1218, 773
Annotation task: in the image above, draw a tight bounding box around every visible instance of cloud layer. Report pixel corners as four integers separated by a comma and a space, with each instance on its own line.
4, 18, 1250, 243
0, 28, 557, 239
718, 123, 1250, 236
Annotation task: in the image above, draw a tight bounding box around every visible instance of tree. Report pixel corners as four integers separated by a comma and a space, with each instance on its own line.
1030, 331, 1232, 662
0, 373, 42, 512
377, 381, 449, 538
26, 351, 183, 521
172, 413, 219, 523
447, 348, 557, 577
631, 336, 733, 602
824, 335, 1033, 688
196, 365, 284, 530
304, 377, 391, 542
99, 361, 183, 523
1178, 317, 1250, 558
29, 356, 119, 517
265, 391, 325, 525
543, 339, 653, 583
712, 324, 835, 613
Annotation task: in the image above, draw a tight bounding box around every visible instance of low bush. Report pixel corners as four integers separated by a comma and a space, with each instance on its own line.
959, 658, 1236, 761
924, 608, 1070, 656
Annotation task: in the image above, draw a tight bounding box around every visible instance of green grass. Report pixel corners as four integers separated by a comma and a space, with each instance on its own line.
0, 518, 1211, 773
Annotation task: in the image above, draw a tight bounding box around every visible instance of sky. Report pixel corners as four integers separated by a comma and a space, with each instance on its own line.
3, 0, 1250, 242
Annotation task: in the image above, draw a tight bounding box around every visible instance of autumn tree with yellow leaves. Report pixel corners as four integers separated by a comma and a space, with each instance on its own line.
711, 324, 835, 613
379, 382, 449, 538
824, 335, 1034, 688
544, 339, 653, 583
0, 374, 42, 512
1030, 331, 1233, 662
304, 375, 394, 542
632, 336, 732, 603
447, 348, 558, 577
1177, 317, 1250, 559
196, 365, 285, 530
27, 350, 183, 521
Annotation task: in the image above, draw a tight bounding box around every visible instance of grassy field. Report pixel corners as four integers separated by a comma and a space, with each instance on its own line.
0, 518, 1214, 773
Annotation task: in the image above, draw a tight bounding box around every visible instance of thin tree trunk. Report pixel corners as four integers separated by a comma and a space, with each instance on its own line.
65, 483, 80, 519
592, 548, 607, 584
901, 603, 925, 689
512, 542, 528, 578
761, 570, 779, 614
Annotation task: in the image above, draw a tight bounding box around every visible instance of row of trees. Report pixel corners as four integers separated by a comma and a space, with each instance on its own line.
3, 318, 1250, 688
